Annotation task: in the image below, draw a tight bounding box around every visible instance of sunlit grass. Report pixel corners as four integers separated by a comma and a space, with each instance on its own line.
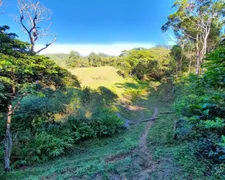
69, 66, 133, 97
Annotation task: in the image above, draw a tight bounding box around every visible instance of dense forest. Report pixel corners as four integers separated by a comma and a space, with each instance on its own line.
0, 0, 225, 179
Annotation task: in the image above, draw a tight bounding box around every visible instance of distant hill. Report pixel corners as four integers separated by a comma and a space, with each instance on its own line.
44, 53, 69, 67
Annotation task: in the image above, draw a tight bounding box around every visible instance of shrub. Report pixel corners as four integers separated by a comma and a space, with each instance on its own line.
74, 123, 96, 140
92, 109, 124, 136
117, 70, 128, 78
0, 143, 3, 163
11, 127, 74, 167
174, 46, 225, 169
68, 108, 124, 139
23, 131, 73, 165
175, 62, 225, 166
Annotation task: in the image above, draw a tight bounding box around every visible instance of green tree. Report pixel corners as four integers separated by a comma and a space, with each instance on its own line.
69, 50, 80, 59
204, 46, 225, 88
162, 0, 225, 74
66, 50, 81, 67
88, 52, 102, 67
0, 26, 79, 171
170, 45, 190, 76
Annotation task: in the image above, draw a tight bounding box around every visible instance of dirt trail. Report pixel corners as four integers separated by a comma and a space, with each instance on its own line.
136, 107, 160, 180
105, 107, 159, 180
139, 107, 158, 153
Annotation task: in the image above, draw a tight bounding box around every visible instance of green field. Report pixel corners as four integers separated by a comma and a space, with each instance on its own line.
69, 66, 146, 98
70, 66, 125, 88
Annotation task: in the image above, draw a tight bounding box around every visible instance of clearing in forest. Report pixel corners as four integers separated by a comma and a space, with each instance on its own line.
69, 66, 133, 97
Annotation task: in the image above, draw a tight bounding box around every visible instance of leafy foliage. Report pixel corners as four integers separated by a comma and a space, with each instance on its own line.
175, 46, 225, 176
0, 85, 123, 167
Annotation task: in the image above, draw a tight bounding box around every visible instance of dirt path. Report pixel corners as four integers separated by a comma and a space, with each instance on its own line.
105, 107, 158, 164
139, 107, 158, 153
136, 107, 160, 179
105, 107, 159, 179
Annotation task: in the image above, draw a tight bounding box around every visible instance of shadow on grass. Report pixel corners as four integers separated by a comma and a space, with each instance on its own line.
115, 81, 149, 90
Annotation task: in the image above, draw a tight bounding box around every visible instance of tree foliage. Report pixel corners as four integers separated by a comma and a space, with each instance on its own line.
163, 0, 225, 74
0, 26, 79, 171
175, 45, 225, 176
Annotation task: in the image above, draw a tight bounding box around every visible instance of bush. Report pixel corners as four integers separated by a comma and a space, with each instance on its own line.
117, 70, 128, 78
12, 130, 73, 166
0, 80, 123, 168
92, 109, 124, 136
68, 109, 124, 139
0, 143, 3, 163
74, 123, 96, 140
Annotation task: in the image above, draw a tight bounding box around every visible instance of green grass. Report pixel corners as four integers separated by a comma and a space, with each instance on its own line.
45, 53, 69, 67
147, 110, 210, 179
3, 125, 145, 179
69, 66, 138, 97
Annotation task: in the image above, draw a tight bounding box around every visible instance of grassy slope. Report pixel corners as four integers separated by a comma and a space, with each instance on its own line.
69, 66, 136, 97
6, 125, 145, 179
1, 67, 210, 179
69, 66, 125, 87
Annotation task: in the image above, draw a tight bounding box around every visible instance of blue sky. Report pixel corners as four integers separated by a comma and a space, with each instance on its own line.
0, 0, 176, 55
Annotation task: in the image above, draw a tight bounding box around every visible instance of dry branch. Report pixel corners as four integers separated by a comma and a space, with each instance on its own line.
18, 0, 56, 53
140, 117, 159, 123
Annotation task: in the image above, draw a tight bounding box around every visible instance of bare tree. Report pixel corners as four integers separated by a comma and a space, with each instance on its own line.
18, 0, 56, 54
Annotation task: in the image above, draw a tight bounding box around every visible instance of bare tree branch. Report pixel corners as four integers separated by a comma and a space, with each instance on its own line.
17, 0, 55, 54
19, 15, 30, 34
36, 37, 56, 53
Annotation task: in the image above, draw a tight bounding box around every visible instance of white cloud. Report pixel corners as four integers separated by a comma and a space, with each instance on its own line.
35, 43, 155, 56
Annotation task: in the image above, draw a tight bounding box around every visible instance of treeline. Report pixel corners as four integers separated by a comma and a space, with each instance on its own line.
51, 45, 200, 81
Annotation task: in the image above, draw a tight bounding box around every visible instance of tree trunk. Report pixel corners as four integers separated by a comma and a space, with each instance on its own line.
30, 37, 35, 54
195, 34, 201, 75
4, 104, 13, 172
179, 56, 183, 74
196, 55, 201, 75
188, 58, 192, 74
176, 61, 178, 77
